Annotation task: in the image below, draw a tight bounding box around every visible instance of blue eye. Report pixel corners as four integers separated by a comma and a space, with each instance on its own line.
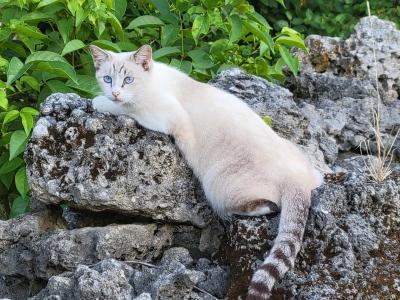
103, 75, 112, 84
124, 76, 134, 84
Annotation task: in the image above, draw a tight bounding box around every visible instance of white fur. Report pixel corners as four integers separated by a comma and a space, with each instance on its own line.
90, 46, 323, 217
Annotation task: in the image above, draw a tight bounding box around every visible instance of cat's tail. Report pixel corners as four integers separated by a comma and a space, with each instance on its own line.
247, 188, 311, 299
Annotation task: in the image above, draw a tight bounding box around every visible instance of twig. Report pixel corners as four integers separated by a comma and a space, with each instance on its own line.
193, 286, 221, 300
123, 259, 161, 269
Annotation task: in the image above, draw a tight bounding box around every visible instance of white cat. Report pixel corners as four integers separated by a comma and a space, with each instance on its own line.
90, 44, 323, 299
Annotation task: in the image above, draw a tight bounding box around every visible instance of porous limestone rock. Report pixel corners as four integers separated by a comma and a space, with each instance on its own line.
225, 157, 400, 299
25, 94, 212, 228
297, 16, 400, 104
0, 210, 173, 281
30, 248, 230, 300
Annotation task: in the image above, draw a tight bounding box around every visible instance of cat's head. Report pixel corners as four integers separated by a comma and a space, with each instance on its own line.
89, 45, 153, 105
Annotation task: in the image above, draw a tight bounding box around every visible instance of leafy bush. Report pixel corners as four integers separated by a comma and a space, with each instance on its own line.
0, 0, 305, 218
253, 0, 400, 38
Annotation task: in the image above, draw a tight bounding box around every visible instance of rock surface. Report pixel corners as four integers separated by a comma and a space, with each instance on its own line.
30, 248, 229, 300
1, 16, 399, 300
25, 94, 211, 228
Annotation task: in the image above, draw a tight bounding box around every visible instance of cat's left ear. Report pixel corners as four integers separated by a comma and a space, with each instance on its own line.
132, 45, 152, 71
89, 45, 109, 70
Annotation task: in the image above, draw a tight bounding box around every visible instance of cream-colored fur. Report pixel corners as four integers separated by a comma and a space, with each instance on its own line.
90, 45, 322, 216
90, 45, 323, 299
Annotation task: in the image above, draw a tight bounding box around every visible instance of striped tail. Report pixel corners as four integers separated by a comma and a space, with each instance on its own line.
247, 189, 311, 299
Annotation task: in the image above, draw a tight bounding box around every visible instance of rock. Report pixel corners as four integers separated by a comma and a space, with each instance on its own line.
25, 93, 211, 228
31, 248, 230, 300
225, 157, 400, 299
30, 260, 134, 300
0, 209, 173, 281
297, 16, 400, 104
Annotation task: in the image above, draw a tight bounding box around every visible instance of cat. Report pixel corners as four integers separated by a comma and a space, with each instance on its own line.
90, 44, 323, 299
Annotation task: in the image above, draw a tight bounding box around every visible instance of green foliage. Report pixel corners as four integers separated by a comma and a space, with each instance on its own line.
254, 0, 400, 38
0, 0, 306, 218
123, 0, 306, 81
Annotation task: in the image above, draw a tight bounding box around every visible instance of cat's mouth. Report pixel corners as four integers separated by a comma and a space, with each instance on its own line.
112, 98, 123, 103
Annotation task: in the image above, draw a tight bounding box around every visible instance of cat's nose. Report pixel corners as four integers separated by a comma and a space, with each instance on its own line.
112, 91, 120, 98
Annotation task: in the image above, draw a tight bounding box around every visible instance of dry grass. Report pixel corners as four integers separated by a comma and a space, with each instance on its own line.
360, 1, 399, 183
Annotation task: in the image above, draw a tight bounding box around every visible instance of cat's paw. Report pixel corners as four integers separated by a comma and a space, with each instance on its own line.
92, 95, 126, 115
92, 95, 110, 113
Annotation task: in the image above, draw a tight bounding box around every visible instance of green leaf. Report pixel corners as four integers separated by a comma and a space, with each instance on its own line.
9, 130, 27, 161
66, 75, 101, 96
228, 15, 242, 43
126, 15, 164, 29
276, 35, 306, 50
15, 167, 29, 197
192, 15, 209, 44
281, 26, 302, 37
0, 89, 8, 110
26, 51, 69, 65
20, 112, 34, 135
75, 7, 89, 27
19, 75, 40, 92
107, 13, 124, 40
56, 18, 74, 44
7, 57, 31, 85
153, 47, 181, 60
0, 28, 11, 42
0, 157, 24, 176
61, 39, 85, 56
91, 40, 121, 52
14, 23, 48, 40
243, 20, 274, 53
275, 0, 286, 7
150, 0, 170, 15
20, 107, 39, 116
3, 110, 19, 126
161, 24, 180, 47
47, 79, 76, 94
21, 11, 52, 22
188, 49, 214, 69
277, 44, 299, 76
10, 195, 29, 218
35, 61, 78, 84
37, 0, 60, 8
113, 0, 127, 20
246, 12, 272, 30
0, 172, 14, 190
170, 59, 192, 75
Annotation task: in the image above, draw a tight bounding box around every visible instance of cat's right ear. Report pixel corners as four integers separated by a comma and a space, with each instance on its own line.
89, 45, 109, 70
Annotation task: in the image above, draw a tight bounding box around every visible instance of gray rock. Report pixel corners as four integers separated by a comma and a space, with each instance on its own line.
31, 249, 230, 300
30, 260, 134, 300
226, 157, 400, 299
25, 93, 212, 228
0, 210, 173, 280
297, 16, 400, 104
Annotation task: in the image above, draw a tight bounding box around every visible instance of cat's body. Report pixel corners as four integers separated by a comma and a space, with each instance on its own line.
90, 45, 322, 299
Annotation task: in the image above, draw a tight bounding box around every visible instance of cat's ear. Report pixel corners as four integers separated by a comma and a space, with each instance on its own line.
89, 45, 109, 69
132, 45, 152, 71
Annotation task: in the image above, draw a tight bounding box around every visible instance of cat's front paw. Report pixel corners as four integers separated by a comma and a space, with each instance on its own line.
92, 95, 110, 113
92, 95, 126, 115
